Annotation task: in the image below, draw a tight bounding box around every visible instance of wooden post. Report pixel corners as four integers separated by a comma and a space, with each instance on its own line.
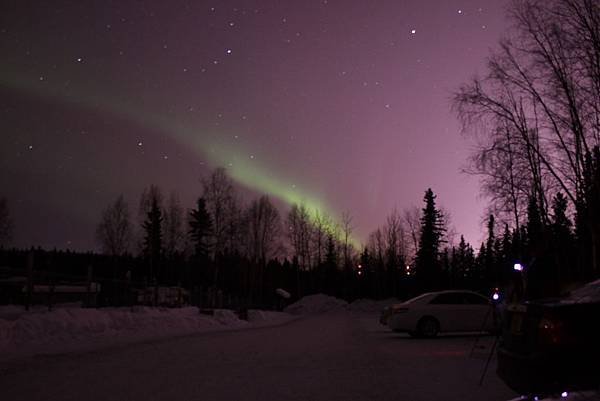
25, 250, 34, 311
48, 281, 54, 311
86, 265, 93, 308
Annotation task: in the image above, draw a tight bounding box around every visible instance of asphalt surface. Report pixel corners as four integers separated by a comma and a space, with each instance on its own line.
0, 312, 517, 401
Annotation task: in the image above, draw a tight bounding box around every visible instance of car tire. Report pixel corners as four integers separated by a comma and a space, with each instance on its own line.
417, 316, 440, 338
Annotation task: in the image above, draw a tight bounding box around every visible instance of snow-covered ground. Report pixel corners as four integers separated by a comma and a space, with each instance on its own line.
347, 298, 400, 313
0, 294, 413, 363
283, 293, 400, 315
0, 304, 292, 362
0, 308, 516, 401
284, 293, 349, 314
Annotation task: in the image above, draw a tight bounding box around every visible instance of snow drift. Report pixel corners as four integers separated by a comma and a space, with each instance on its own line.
348, 298, 401, 313
284, 294, 348, 315
0, 304, 291, 361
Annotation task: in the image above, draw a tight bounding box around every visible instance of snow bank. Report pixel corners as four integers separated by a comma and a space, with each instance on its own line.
0, 305, 292, 361
284, 294, 348, 315
348, 298, 401, 313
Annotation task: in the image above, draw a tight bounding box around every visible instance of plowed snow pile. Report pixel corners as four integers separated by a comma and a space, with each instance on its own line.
0, 305, 291, 361
348, 298, 400, 313
284, 294, 348, 314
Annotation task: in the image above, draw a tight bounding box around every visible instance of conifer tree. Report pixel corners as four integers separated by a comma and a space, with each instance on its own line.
324, 233, 338, 295
189, 197, 212, 259
0, 197, 13, 247
415, 188, 445, 291
526, 195, 544, 256
484, 214, 496, 286
143, 196, 163, 282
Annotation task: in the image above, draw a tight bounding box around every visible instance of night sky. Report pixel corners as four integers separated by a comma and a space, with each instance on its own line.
0, 0, 508, 251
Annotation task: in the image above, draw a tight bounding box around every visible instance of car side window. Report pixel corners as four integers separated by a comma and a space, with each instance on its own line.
463, 293, 489, 305
430, 293, 463, 304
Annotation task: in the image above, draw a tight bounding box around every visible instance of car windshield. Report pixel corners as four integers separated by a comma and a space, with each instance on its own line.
565, 278, 600, 303
404, 293, 432, 304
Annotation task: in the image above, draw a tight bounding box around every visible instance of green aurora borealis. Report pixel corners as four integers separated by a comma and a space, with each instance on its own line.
1, 67, 359, 246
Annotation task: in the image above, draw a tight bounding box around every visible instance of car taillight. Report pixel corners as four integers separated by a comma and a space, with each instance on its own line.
538, 317, 564, 345
392, 307, 408, 314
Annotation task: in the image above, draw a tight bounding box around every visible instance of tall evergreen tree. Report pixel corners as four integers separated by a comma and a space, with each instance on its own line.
550, 192, 574, 284
499, 224, 513, 285
453, 236, 467, 287
0, 197, 13, 247
189, 197, 212, 259
576, 147, 600, 278
526, 195, 544, 258
143, 196, 163, 282
415, 188, 445, 291
484, 214, 496, 286
525, 194, 551, 298
324, 233, 338, 295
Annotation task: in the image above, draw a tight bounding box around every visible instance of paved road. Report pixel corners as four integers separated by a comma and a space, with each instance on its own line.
0, 312, 516, 401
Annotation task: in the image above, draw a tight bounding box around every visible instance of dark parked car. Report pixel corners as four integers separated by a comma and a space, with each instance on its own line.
497, 279, 600, 396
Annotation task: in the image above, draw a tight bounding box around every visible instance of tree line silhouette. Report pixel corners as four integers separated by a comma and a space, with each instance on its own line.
2, 0, 600, 306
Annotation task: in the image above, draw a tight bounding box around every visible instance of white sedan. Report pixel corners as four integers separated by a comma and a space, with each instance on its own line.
386, 290, 496, 337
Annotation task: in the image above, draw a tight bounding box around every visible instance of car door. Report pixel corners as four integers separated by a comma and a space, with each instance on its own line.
427, 293, 467, 332
461, 292, 494, 331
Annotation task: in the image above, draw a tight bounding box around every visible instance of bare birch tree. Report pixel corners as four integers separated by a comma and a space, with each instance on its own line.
96, 195, 132, 256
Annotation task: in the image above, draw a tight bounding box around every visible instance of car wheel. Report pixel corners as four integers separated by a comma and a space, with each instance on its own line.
417, 316, 440, 338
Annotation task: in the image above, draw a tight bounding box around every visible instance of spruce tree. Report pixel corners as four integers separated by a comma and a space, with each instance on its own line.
550, 193, 574, 284
454, 235, 469, 287
500, 224, 512, 285
525, 195, 549, 298
415, 188, 445, 291
526, 196, 543, 256
324, 234, 338, 295
143, 196, 163, 283
189, 197, 212, 259
484, 214, 496, 287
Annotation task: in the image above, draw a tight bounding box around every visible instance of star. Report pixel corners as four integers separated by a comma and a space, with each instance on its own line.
411, 29, 416, 34
226, 49, 232, 54
76, 57, 83, 62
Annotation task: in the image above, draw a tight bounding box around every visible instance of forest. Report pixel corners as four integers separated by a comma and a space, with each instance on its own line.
1, 0, 600, 308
